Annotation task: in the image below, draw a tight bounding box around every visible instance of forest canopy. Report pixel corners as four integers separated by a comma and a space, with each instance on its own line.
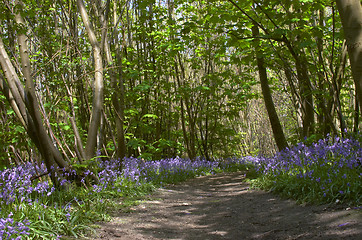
0, 0, 361, 174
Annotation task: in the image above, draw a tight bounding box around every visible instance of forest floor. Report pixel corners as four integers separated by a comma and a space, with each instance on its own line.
91, 171, 361, 240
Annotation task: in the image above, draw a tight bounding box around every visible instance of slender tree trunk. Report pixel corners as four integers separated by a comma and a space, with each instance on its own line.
174, 74, 193, 159
296, 56, 315, 138
0, 2, 68, 186
14, 2, 68, 171
353, 90, 360, 132
336, 0, 362, 119
315, 9, 333, 135
77, 0, 104, 160
252, 24, 288, 151
279, 33, 315, 138
112, 3, 127, 160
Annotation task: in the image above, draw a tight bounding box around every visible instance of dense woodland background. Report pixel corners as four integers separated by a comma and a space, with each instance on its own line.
0, 0, 361, 178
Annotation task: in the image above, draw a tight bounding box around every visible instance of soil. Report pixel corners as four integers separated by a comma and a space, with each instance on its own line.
92, 171, 361, 240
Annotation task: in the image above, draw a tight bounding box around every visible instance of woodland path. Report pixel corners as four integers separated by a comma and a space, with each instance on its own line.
93, 171, 361, 240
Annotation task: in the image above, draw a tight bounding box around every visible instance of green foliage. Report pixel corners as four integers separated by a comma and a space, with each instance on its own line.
71, 157, 101, 176
251, 164, 361, 205
220, 162, 255, 173
250, 137, 362, 206
0, 95, 29, 169
1, 0, 357, 161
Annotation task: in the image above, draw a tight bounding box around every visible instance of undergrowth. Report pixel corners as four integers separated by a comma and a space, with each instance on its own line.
250, 134, 361, 206
0, 157, 251, 239
0, 134, 361, 239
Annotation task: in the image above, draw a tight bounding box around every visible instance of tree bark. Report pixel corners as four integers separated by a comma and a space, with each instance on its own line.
252, 24, 288, 151
112, 2, 127, 160
336, 0, 362, 119
77, 0, 104, 160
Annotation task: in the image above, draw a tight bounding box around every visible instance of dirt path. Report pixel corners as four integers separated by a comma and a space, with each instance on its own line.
94, 172, 361, 240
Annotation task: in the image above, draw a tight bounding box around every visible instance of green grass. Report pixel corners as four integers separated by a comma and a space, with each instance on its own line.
0, 179, 157, 239
249, 164, 361, 206
248, 137, 362, 207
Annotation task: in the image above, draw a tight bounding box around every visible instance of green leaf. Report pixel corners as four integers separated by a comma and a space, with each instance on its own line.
142, 114, 158, 119
7, 109, 14, 115
196, 86, 211, 91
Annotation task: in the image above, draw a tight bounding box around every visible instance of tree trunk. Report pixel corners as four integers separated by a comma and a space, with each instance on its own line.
336, 0, 362, 119
0, 2, 69, 186
112, 3, 127, 160
77, 0, 104, 160
252, 25, 288, 151
14, 2, 68, 172
353, 90, 360, 132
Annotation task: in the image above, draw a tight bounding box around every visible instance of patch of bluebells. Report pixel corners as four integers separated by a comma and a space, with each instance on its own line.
0, 154, 259, 208
92, 156, 260, 190
121, 156, 262, 185
1, 156, 234, 215
93, 159, 123, 192
218, 156, 261, 170
0, 213, 30, 239
0, 162, 53, 205
259, 135, 361, 173
0, 162, 74, 239
255, 135, 362, 204
257, 135, 361, 174
90, 156, 220, 188
122, 157, 218, 184
0, 156, 222, 239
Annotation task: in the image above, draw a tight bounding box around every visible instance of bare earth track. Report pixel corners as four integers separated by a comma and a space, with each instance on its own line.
93, 171, 361, 240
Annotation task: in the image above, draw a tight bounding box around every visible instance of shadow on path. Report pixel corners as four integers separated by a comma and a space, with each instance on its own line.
96, 172, 362, 240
